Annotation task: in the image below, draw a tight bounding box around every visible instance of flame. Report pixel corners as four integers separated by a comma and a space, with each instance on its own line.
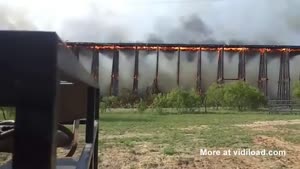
67, 44, 300, 53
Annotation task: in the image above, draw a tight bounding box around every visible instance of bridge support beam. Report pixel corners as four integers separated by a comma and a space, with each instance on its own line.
91, 50, 99, 81
277, 50, 290, 100
238, 50, 246, 81
72, 46, 80, 60
258, 50, 268, 97
133, 47, 139, 94
177, 48, 181, 87
196, 48, 202, 94
217, 48, 224, 84
110, 50, 119, 96
152, 48, 160, 93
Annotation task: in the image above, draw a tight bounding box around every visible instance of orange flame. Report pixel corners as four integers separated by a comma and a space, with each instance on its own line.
67, 45, 300, 53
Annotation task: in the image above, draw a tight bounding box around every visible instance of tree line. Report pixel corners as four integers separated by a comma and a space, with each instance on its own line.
100, 81, 268, 113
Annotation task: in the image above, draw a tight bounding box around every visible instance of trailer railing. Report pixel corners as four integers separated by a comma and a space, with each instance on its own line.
0, 31, 99, 169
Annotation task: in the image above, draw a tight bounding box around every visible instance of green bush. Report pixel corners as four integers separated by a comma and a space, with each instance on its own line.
223, 81, 266, 111
205, 83, 225, 109
292, 81, 300, 99
102, 96, 121, 108
136, 99, 147, 113
152, 88, 202, 113
100, 102, 108, 113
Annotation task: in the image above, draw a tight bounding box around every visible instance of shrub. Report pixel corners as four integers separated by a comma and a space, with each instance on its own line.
205, 83, 225, 109
292, 81, 300, 99
136, 99, 147, 113
152, 88, 202, 113
223, 81, 266, 111
100, 102, 108, 113
102, 96, 121, 108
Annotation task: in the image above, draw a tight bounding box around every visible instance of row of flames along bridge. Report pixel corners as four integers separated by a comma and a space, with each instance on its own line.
66, 43, 300, 100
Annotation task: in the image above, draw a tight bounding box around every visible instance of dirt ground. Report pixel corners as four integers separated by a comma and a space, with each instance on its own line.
100, 138, 300, 169
1, 119, 300, 169
100, 120, 300, 169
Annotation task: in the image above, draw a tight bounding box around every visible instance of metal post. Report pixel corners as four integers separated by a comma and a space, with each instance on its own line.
110, 50, 119, 96
177, 48, 181, 87
13, 38, 58, 169
133, 47, 139, 93
86, 87, 95, 143
86, 87, 96, 169
217, 48, 224, 84
196, 48, 202, 94
93, 89, 100, 169
258, 50, 268, 97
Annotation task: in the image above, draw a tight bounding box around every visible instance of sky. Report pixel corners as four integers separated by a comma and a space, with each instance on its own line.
1, 0, 300, 44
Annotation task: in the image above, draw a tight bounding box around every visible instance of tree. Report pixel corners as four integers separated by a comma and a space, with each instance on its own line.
205, 83, 225, 110
223, 81, 266, 111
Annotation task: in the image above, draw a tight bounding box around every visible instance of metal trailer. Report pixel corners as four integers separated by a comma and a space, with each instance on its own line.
0, 31, 99, 169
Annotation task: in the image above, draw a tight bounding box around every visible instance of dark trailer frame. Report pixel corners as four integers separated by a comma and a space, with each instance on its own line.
0, 31, 99, 169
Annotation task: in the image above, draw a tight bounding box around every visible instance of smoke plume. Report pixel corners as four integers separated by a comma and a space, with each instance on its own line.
1, 0, 300, 98
0, 5, 36, 30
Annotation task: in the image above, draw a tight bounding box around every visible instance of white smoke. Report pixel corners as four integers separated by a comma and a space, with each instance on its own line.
0, 5, 35, 30
1, 0, 300, 97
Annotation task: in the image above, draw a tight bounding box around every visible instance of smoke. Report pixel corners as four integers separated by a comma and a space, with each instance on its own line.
0, 5, 36, 30
2, 1, 300, 44
57, 4, 131, 42
1, 0, 300, 98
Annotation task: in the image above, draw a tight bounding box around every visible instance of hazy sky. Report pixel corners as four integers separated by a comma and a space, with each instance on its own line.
1, 0, 300, 44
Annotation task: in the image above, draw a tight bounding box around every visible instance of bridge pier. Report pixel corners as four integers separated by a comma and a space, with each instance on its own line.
277, 50, 290, 100
258, 50, 268, 97
91, 50, 99, 81
110, 50, 119, 96
196, 48, 202, 94
217, 48, 224, 84
177, 48, 181, 87
133, 47, 139, 94
238, 50, 246, 81
72, 46, 80, 60
74, 47, 80, 60
152, 48, 160, 93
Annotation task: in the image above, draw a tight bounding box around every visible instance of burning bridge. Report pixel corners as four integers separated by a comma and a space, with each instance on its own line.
67, 43, 300, 100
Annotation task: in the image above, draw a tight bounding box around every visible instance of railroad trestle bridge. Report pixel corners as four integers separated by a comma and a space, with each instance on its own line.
67, 43, 300, 100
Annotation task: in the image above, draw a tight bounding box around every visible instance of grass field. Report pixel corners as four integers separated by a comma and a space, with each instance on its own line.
99, 111, 300, 169
1, 110, 300, 168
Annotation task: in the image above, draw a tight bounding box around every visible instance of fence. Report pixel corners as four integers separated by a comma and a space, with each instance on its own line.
268, 100, 300, 114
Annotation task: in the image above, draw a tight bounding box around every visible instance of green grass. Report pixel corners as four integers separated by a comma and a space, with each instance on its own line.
163, 146, 176, 155
1, 110, 300, 168
0, 107, 15, 120
100, 111, 300, 151
100, 111, 299, 133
